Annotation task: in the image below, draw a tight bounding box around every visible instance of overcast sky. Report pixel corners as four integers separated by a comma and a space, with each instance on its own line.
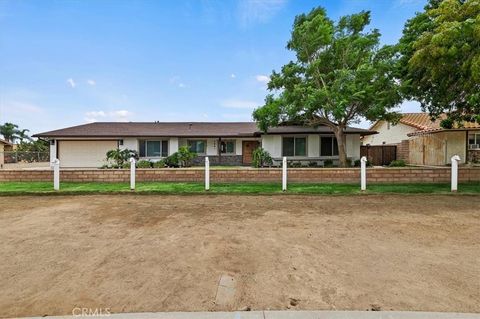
0, 0, 425, 134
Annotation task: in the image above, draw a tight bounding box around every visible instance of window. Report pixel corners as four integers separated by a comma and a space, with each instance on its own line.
468, 133, 480, 149
139, 140, 168, 157
118, 139, 124, 146
320, 136, 339, 156
188, 140, 206, 154
220, 140, 235, 154
282, 137, 307, 156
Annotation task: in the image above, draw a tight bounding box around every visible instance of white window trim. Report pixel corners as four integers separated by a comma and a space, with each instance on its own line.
139, 139, 169, 158
187, 139, 207, 155
468, 133, 480, 150
282, 136, 308, 157
220, 140, 236, 155
319, 135, 339, 158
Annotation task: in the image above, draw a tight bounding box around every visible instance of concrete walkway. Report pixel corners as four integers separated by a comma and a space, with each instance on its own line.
26, 311, 480, 319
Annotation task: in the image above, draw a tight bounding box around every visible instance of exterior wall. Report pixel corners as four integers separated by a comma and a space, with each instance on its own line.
363, 121, 416, 145
261, 134, 361, 161
346, 134, 361, 160
261, 135, 282, 158
120, 138, 138, 151
409, 131, 466, 165
1, 167, 479, 183
307, 134, 319, 157
50, 140, 57, 161
169, 137, 179, 155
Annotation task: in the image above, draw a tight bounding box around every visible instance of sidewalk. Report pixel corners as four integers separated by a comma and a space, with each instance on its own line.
26, 311, 480, 319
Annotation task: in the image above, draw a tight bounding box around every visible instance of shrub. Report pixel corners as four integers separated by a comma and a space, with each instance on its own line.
354, 159, 372, 167
176, 146, 197, 167
136, 160, 152, 168
153, 160, 165, 168
308, 161, 318, 167
105, 148, 139, 167
324, 159, 334, 168
164, 153, 180, 168
122, 162, 131, 169
252, 148, 273, 168
289, 161, 301, 168
389, 159, 406, 167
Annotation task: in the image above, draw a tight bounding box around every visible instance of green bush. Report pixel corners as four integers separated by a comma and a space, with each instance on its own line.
105, 148, 139, 167
354, 159, 372, 167
164, 153, 180, 168
324, 159, 334, 167
176, 146, 197, 167
122, 162, 131, 169
252, 148, 273, 168
153, 160, 166, 168
389, 159, 406, 167
136, 160, 152, 168
308, 161, 318, 167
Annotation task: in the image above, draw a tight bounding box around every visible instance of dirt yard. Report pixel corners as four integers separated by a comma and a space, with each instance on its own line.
0, 195, 479, 317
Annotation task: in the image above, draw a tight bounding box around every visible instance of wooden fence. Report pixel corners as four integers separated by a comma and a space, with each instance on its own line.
361, 145, 397, 166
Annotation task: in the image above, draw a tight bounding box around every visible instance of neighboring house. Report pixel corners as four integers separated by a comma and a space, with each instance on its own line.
363, 113, 480, 165
0, 139, 13, 169
33, 122, 375, 168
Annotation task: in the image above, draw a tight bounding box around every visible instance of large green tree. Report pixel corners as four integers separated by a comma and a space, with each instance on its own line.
397, 0, 480, 127
253, 8, 401, 167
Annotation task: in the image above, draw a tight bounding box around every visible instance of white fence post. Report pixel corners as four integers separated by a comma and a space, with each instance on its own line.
282, 156, 287, 191
129, 157, 136, 191
53, 159, 60, 191
451, 155, 460, 192
205, 157, 210, 191
360, 156, 367, 191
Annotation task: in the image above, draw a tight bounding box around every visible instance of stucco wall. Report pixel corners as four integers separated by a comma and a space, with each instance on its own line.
120, 138, 138, 152
261, 134, 361, 160
363, 121, 416, 145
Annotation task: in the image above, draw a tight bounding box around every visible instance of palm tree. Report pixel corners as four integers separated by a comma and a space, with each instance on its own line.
17, 129, 32, 143
0, 122, 20, 143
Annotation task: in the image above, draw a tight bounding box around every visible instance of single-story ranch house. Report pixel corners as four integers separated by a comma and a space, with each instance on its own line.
34, 122, 375, 168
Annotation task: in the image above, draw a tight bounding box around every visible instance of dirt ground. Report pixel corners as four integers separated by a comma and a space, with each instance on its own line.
0, 195, 479, 317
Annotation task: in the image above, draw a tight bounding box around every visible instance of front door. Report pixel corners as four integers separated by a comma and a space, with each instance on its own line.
242, 141, 260, 165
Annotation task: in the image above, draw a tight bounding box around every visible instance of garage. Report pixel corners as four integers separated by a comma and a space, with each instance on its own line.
58, 140, 117, 168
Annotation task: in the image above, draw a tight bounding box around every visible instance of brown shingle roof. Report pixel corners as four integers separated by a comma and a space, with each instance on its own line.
34, 122, 376, 138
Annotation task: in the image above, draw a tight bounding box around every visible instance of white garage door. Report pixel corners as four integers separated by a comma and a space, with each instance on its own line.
58, 140, 117, 168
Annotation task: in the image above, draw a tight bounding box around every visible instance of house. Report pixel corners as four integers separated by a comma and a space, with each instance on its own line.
33, 122, 375, 168
363, 113, 480, 165
0, 139, 13, 169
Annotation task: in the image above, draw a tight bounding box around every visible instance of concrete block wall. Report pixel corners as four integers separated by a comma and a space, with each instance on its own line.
0, 167, 479, 183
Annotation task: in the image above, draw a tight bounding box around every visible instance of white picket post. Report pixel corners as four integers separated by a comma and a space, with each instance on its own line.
360, 156, 367, 191
205, 157, 210, 191
129, 157, 136, 191
53, 159, 60, 191
451, 155, 460, 192
282, 156, 287, 191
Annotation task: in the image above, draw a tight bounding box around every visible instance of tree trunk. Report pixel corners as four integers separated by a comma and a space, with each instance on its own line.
333, 126, 348, 167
